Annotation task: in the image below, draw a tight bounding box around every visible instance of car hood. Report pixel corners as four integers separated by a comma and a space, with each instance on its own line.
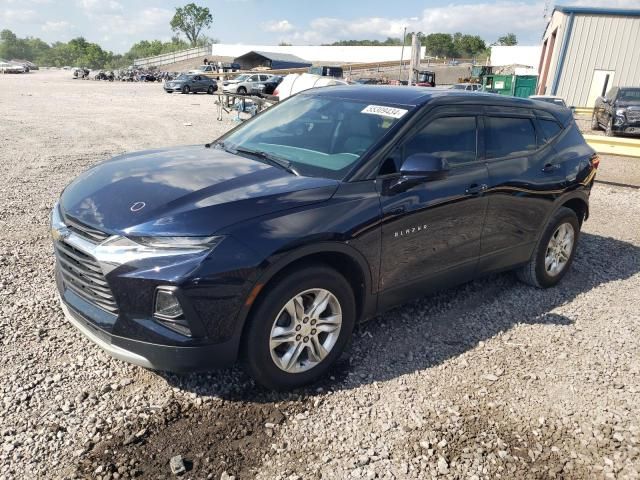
60, 145, 339, 237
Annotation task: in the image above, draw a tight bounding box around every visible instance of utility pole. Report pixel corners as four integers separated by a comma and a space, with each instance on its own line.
398, 27, 407, 82
408, 33, 420, 86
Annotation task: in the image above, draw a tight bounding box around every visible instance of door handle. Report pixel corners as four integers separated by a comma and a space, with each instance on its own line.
465, 183, 488, 195
542, 163, 560, 173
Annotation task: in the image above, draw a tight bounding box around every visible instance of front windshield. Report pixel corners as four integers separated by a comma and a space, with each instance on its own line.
452, 84, 466, 90
218, 94, 411, 179
619, 89, 640, 102
177, 74, 190, 80
234, 74, 250, 82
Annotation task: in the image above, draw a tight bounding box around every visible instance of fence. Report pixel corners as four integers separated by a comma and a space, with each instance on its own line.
133, 45, 211, 68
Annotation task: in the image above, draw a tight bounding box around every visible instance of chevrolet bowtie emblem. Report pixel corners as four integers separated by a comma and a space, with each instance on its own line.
130, 202, 146, 212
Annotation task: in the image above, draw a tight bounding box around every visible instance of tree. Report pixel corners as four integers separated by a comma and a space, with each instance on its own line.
453, 34, 486, 57
496, 33, 518, 46
422, 33, 455, 57
170, 3, 213, 47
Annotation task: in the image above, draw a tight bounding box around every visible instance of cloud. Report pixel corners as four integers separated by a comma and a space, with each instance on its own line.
262, 19, 295, 33
0, 8, 38, 24
76, 0, 123, 14
42, 20, 71, 32
292, 2, 546, 45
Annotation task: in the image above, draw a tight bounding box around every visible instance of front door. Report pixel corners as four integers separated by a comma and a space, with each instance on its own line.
377, 109, 489, 308
587, 69, 615, 108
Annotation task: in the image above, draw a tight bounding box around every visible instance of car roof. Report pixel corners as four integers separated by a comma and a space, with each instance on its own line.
304, 86, 574, 122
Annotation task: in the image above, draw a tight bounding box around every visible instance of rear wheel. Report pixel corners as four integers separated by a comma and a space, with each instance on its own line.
591, 113, 600, 130
182, 85, 190, 94
243, 265, 356, 390
516, 207, 580, 288
207, 85, 214, 94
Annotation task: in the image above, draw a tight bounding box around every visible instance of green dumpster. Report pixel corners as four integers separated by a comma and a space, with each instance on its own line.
483, 74, 538, 98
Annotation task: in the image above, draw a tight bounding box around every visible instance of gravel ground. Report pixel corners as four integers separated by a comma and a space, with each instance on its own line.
1, 71, 640, 480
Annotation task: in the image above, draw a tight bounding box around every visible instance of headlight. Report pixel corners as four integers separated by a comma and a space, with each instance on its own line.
616, 108, 626, 117
94, 235, 224, 273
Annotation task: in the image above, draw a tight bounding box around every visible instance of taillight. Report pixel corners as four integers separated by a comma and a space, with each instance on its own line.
590, 153, 600, 169
273, 88, 279, 96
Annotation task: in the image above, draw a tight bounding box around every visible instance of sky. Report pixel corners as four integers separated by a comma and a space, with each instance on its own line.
1, 0, 639, 53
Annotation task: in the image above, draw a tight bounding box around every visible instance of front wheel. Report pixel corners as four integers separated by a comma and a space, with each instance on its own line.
591, 113, 600, 130
237, 86, 247, 95
181, 85, 190, 94
243, 265, 356, 390
605, 117, 615, 137
516, 207, 580, 288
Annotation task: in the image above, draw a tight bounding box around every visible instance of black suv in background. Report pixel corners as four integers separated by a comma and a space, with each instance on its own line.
592, 86, 640, 136
52, 87, 598, 389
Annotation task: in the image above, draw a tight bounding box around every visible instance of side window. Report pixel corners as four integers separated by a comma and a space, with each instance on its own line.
404, 116, 477, 166
260, 75, 269, 81
250, 75, 259, 82
194, 75, 201, 81
485, 117, 537, 159
538, 119, 562, 143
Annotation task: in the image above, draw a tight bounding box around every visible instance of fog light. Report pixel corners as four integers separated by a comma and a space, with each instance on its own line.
155, 289, 183, 319
154, 288, 191, 337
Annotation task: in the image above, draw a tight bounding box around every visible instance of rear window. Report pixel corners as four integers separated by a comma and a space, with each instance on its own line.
485, 117, 537, 159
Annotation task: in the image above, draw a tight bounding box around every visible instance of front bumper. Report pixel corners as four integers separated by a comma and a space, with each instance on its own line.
59, 294, 237, 372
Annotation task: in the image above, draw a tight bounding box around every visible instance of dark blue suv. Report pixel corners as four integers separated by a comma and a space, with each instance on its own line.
52, 87, 598, 389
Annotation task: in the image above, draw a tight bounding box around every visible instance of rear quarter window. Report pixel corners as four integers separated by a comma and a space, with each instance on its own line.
485, 117, 537, 159
538, 119, 563, 143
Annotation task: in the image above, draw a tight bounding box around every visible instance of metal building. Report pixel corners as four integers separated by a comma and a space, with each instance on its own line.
233, 51, 312, 71
536, 6, 640, 107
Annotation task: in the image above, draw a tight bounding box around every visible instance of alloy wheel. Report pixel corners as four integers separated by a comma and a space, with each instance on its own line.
544, 222, 575, 277
269, 288, 342, 373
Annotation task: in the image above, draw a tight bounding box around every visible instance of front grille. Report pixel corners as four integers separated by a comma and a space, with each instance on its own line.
55, 241, 118, 314
626, 110, 640, 124
64, 216, 110, 243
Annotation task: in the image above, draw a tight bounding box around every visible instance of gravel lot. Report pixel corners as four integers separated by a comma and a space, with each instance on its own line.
1, 71, 639, 480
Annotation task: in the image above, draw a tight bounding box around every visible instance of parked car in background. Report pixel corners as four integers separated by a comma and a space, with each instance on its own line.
52, 86, 597, 389
223, 73, 271, 95
11, 59, 38, 71
164, 74, 217, 94
308, 66, 344, 78
529, 95, 568, 107
451, 83, 482, 92
274, 73, 348, 100
189, 65, 216, 74
259, 75, 284, 95
0, 60, 27, 73
592, 87, 640, 137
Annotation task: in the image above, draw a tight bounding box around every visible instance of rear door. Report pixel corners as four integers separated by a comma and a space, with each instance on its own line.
479, 107, 565, 273
377, 106, 489, 308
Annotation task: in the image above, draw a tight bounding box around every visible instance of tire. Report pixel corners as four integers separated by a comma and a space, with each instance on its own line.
516, 207, 580, 288
243, 265, 356, 390
591, 113, 600, 130
207, 85, 214, 94
182, 85, 190, 94
237, 86, 247, 95
605, 117, 615, 137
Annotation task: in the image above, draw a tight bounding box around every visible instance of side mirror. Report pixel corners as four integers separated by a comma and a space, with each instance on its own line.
400, 153, 449, 180
386, 154, 449, 194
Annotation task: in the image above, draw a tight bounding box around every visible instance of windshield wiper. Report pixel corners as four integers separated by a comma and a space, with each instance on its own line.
232, 146, 299, 176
